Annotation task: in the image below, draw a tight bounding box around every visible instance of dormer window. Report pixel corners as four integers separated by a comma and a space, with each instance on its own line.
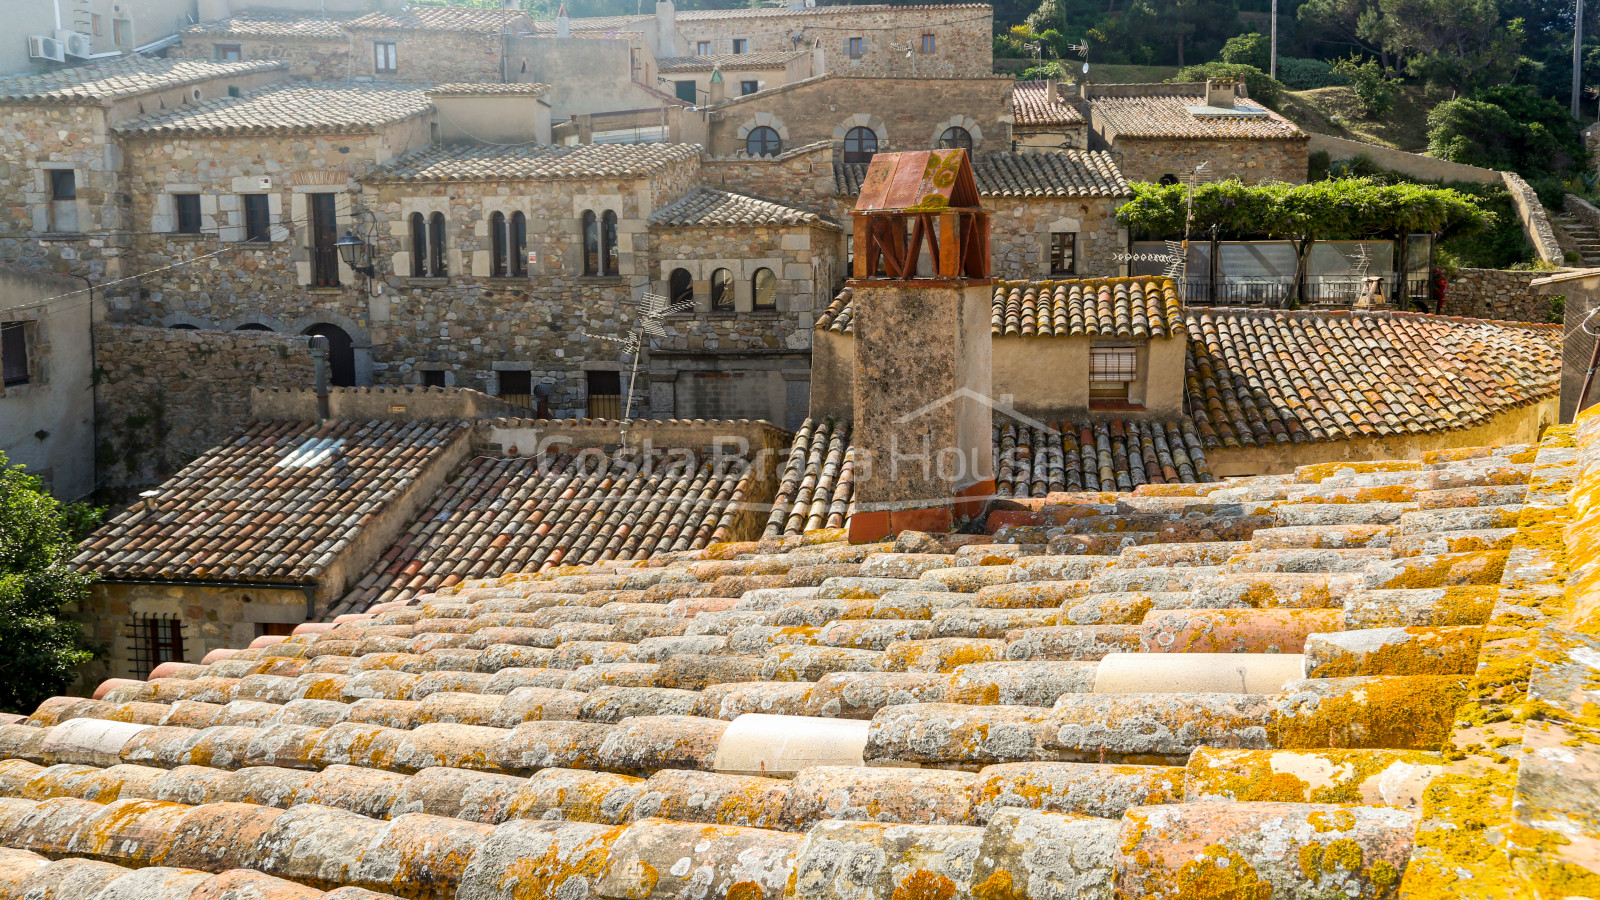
1090, 345, 1140, 408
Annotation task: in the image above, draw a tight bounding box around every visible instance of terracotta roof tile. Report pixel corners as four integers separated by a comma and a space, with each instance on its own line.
426, 82, 551, 96
74, 419, 470, 584
184, 14, 349, 40
649, 187, 839, 229
1185, 309, 1560, 448
117, 83, 432, 136
363, 142, 703, 183
345, 7, 531, 31
657, 52, 808, 73
1091, 92, 1304, 141
0, 57, 285, 105
819, 276, 1181, 339
1011, 79, 1085, 126
835, 150, 1128, 198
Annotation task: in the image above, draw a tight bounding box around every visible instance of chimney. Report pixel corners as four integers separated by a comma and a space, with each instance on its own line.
556, 2, 570, 37
812, 38, 825, 77
1046, 77, 1060, 104
656, 0, 676, 57
309, 336, 330, 422
1206, 78, 1236, 109
708, 67, 725, 105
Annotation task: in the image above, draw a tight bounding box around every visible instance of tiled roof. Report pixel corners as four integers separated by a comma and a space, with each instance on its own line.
835, 150, 1129, 198
14, 418, 1585, 899
427, 82, 551, 96
993, 277, 1184, 339
0, 57, 285, 105
184, 14, 348, 40
1091, 92, 1305, 140
649, 187, 839, 229
530, 3, 990, 30
765, 415, 1212, 536
818, 276, 1182, 339
116, 83, 432, 136
364, 142, 703, 183
345, 6, 529, 31
337, 448, 759, 612
1011, 79, 1086, 127
74, 419, 469, 584
1186, 309, 1560, 447
657, 52, 808, 73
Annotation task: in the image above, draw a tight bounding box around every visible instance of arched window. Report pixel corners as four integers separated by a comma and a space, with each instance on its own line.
710, 268, 734, 311
582, 210, 599, 275
235, 323, 273, 332
490, 211, 507, 277
303, 323, 356, 387
746, 125, 782, 157
669, 268, 694, 306
510, 212, 527, 277
428, 212, 447, 277
602, 210, 619, 276
409, 212, 427, 277
843, 126, 878, 164
937, 126, 973, 151
752, 267, 776, 310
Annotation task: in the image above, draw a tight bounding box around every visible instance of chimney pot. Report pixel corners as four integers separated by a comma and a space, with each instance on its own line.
1206, 78, 1236, 109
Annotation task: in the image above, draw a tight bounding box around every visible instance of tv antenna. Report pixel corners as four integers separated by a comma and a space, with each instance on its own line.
1067, 40, 1089, 76
890, 41, 915, 76
580, 291, 693, 449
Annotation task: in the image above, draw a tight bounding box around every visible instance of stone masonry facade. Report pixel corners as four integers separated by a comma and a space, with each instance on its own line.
1109, 136, 1310, 186
92, 324, 314, 496
1442, 268, 1564, 324
169, 36, 350, 81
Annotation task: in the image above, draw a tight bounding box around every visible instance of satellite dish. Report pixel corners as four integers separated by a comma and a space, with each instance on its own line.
1083, 62, 1090, 73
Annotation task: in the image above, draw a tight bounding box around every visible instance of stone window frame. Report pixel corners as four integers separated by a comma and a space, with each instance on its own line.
1049, 231, 1077, 276
38, 163, 83, 236
153, 186, 217, 238
481, 208, 529, 279
572, 194, 629, 278
415, 365, 453, 387
659, 256, 786, 315
834, 114, 886, 162
735, 113, 789, 157
1037, 214, 1084, 279
396, 200, 453, 281
929, 115, 982, 152
0, 318, 41, 391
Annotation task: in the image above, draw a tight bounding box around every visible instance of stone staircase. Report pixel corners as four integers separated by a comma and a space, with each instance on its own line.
1552, 211, 1600, 266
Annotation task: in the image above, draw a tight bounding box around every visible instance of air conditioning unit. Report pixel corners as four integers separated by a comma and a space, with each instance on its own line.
57, 30, 93, 58
28, 35, 65, 62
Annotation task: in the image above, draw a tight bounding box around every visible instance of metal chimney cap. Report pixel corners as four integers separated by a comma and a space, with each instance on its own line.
309, 335, 330, 352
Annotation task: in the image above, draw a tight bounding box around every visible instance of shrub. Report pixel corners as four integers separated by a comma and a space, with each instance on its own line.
1218, 32, 1270, 70
1428, 87, 1584, 178
1331, 56, 1397, 119
1275, 57, 1347, 91
1170, 62, 1283, 109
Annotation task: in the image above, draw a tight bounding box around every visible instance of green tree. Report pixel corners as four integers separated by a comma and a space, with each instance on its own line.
1427, 85, 1584, 176
1384, 0, 1522, 94
1218, 32, 1270, 69
1297, 0, 1397, 73
0, 456, 99, 715
1170, 62, 1284, 107
1331, 55, 1397, 117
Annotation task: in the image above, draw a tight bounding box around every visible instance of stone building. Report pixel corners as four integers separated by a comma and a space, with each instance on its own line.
175, 13, 351, 80
1086, 79, 1309, 185
1011, 79, 1089, 151
0, 265, 94, 500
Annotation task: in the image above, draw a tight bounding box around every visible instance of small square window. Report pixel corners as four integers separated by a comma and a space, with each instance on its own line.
848, 37, 864, 58
112, 19, 129, 46
499, 370, 532, 406
421, 369, 447, 387
1049, 232, 1076, 275
740, 80, 759, 96
732, 38, 747, 54
374, 41, 397, 74
174, 193, 202, 234
50, 170, 75, 201
921, 33, 935, 52
696, 41, 712, 56
243, 194, 271, 242
1, 322, 30, 387
215, 43, 241, 61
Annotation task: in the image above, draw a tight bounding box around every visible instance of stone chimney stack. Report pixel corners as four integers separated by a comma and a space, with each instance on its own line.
846, 149, 994, 542
812, 38, 825, 77
1047, 78, 1060, 104
656, 0, 677, 58
1206, 78, 1236, 108
310, 336, 330, 422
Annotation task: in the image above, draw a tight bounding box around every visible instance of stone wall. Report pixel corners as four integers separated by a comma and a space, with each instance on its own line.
170, 35, 352, 80
1502, 172, 1565, 267
700, 143, 839, 213
703, 76, 1015, 160
1111, 136, 1310, 186
1565, 194, 1600, 231
1441, 268, 1564, 323
672, 6, 992, 78
986, 195, 1127, 282
0, 267, 95, 501
345, 27, 510, 83
1308, 133, 1502, 185
93, 324, 314, 497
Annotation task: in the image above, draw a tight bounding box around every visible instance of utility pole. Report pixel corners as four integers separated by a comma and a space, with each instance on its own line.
1270, 0, 1278, 80
1577, 0, 1587, 119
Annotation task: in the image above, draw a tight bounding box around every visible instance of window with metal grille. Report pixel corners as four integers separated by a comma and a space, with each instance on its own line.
1, 323, 30, 387
587, 370, 622, 418
374, 41, 397, 73
1050, 232, 1077, 275
500, 369, 532, 408
1090, 347, 1138, 381
243, 194, 271, 242
128, 615, 185, 676
174, 193, 201, 234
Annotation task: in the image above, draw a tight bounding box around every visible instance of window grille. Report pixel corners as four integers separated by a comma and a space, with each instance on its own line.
1090, 347, 1138, 382
127, 614, 185, 677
